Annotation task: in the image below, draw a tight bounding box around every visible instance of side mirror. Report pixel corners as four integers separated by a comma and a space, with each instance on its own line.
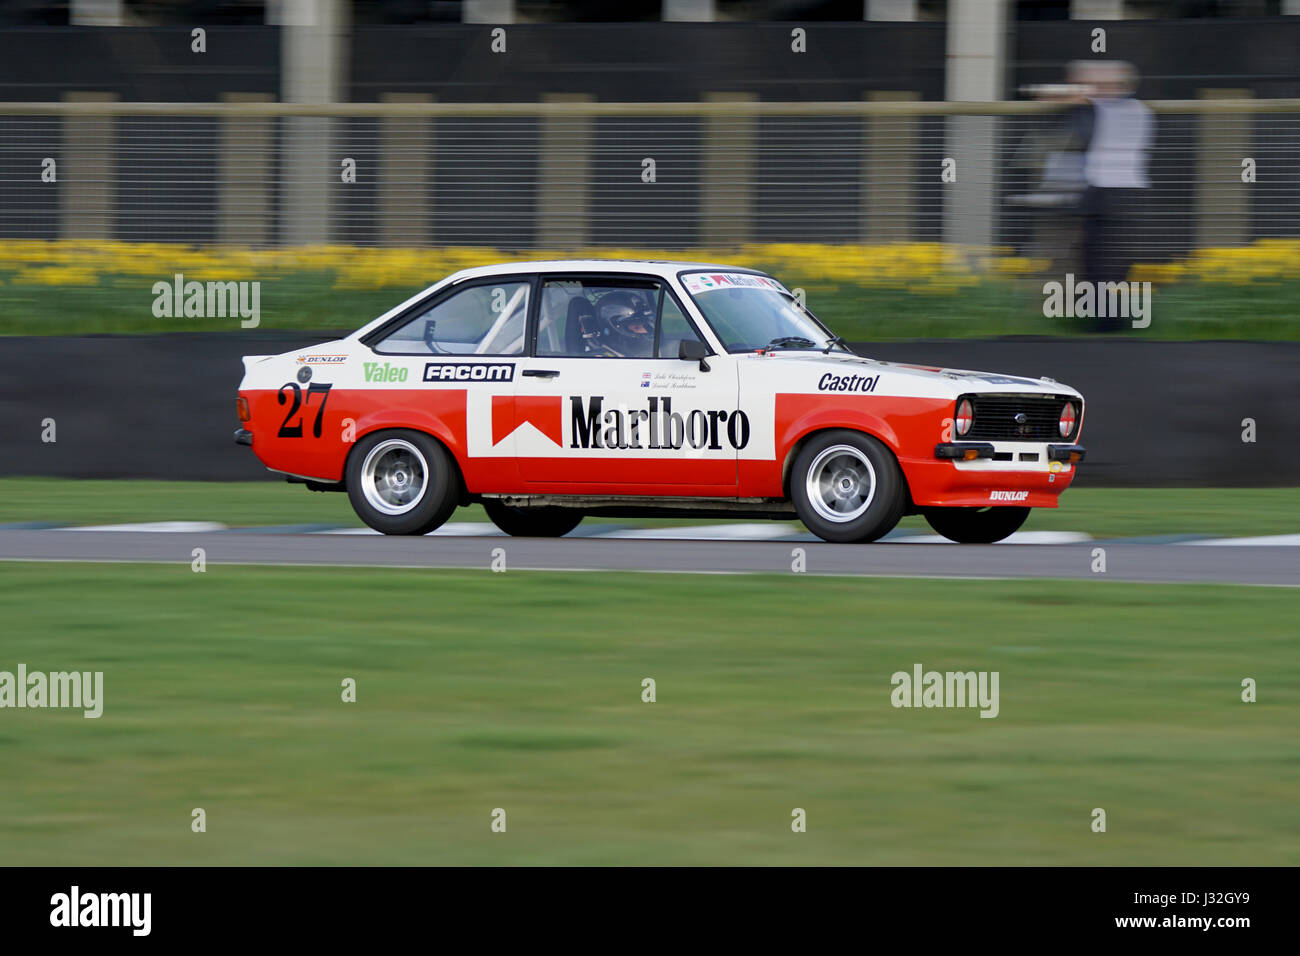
678, 338, 712, 372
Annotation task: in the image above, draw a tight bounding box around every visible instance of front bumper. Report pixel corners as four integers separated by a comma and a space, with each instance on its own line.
907, 441, 1086, 509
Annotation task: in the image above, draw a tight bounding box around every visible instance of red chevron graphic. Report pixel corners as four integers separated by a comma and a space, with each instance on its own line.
491, 395, 564, 447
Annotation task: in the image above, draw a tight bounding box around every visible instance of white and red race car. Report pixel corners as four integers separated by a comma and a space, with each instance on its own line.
235, 260, 1085, 543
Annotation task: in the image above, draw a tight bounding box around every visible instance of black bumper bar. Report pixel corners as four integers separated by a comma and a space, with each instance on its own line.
935, 442, 1087, 463
934, 442, 996, 460
1046, 444, 1086, 462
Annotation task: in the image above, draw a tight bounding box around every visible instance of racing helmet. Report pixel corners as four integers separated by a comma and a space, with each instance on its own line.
590, 290, 655, 355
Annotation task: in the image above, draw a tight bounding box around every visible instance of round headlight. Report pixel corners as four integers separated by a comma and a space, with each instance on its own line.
955, 398, 973, 437
1058, 402, 1077, 439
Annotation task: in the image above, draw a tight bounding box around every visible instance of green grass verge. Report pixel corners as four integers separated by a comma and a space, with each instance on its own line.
803, 278, 1300, 342
0, 478, 1295, 539
2, 271, 1297, 340
1015, 486, 1300, 539
0, 565, 1293, 865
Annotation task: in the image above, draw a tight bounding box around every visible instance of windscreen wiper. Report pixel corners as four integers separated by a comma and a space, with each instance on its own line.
759, 336, 816, 354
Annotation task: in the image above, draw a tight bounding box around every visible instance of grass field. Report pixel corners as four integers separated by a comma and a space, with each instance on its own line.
0, 478, 1295, 539
4, 272, 1297, 340
0, 564, 1294, 866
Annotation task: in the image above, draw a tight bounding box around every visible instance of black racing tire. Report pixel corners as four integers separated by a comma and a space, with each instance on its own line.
345, 429, 459, 535
790, 429, 907, 543
922, 506, 1031, 544
482, 500, 584, 538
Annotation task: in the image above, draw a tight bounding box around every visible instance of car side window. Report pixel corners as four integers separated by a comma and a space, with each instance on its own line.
537, 279, 660, 359
373, 280, 529, 355
657, 292, 703, 359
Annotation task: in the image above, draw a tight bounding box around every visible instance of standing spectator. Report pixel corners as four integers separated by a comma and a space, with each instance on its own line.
1008, 65, 1095, 280
1077, 61, 1154, 331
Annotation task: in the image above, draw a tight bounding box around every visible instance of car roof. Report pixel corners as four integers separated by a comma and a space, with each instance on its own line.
347, 259, 773, 340
444, 259, 768, 281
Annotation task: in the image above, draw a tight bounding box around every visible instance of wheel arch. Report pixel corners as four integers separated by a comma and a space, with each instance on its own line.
350, 407, 464, 457
344, 419, 469, 503
779, 419, 905, 500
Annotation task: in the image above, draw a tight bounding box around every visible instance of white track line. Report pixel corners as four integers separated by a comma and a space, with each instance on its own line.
895, 530, 1093, 545
602, 523, 803, 540
317, 522, 502, 536
1183, 533, 1300, 547
57, 521, 229, 533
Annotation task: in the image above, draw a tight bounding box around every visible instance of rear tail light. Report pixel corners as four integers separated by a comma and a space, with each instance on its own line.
1058, 402, 1077, 438
955, 398, 973, 437
236, 397, 250, 423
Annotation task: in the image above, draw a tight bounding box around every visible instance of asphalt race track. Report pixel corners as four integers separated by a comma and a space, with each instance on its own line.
0, 530, 1295, 586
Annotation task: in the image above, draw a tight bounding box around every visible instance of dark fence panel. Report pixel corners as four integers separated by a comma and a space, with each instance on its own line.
1014, 18, 1300, 100
348, 23, 947, 104
0, 333, 1291, 487
433, 117, 542, 247
0, 27, 281, 102
590, 117, 702, 248
0, 115, 60, 240
115, 116, 222, 244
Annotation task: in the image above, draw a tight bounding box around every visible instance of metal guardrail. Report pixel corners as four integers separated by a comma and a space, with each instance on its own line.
0, 98, 1294, 257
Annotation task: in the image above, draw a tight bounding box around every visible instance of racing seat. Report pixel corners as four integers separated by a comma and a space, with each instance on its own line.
565, 296, 596, 356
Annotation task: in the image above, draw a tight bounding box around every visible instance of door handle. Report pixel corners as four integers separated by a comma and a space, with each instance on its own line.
522, 369, 560, 378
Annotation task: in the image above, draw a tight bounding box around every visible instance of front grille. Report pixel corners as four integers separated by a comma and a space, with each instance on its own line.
963, 393, 1076, 442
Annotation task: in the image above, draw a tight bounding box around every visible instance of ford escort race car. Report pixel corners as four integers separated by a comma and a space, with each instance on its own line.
234, 261, 1085, 543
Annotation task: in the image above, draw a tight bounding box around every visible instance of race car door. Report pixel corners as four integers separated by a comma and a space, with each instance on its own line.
367, 275, 533, 491
511, 275, 740, 494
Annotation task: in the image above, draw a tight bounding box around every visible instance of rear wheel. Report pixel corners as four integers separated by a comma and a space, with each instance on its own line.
346, 430, 459, 535
922, 506, 1030, 544
790, 430, 906, 543
482, 500, 584, 538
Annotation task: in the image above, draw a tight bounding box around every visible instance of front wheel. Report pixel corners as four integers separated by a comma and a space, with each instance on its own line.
922, 506, 1030, 544
346, 430, 459, 535
790, 430, 906, 543
482, 500, 584, 538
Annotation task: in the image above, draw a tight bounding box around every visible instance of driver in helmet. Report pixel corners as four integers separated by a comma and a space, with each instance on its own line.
582, 290, 656, 357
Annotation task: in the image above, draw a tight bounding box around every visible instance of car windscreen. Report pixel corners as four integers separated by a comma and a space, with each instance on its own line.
680, 271, 841, 353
